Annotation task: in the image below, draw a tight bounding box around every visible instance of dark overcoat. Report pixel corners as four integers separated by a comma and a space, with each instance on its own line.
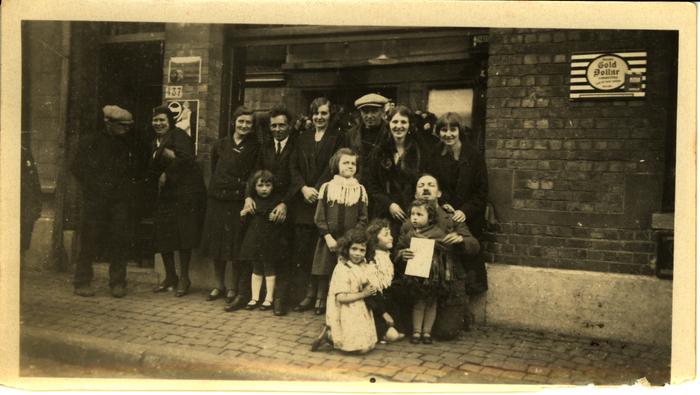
149, 127, 207, 252
200, 134, 260, 260
289, 127, 345, 226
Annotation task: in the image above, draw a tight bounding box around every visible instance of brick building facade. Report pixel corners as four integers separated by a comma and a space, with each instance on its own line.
483, 29, 677, 276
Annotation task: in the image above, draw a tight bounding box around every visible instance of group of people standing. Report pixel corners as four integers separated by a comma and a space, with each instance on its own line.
70, 92, 489, 353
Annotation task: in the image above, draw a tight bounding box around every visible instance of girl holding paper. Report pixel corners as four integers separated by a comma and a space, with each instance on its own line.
395, 200, 477, 344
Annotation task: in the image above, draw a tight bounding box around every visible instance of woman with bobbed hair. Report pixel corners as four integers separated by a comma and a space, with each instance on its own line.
149, 105, 207, 297
289, 97, 346, 314
426, 112, 489, 324
365, 105, 434, 240
200, 105, 261, 310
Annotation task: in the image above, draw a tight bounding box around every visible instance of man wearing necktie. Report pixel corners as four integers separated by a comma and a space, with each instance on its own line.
243, 105, 297, 315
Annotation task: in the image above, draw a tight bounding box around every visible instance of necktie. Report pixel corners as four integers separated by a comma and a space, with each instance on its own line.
276, 141, 281, 156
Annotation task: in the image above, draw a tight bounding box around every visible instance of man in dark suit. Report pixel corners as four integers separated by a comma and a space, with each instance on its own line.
238, 104, 296, 315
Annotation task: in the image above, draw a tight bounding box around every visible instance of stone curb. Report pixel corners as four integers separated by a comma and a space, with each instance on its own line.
21, 326, 357, 382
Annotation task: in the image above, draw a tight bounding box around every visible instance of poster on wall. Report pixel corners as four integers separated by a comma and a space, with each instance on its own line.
569, 51, 647, 99
168, 56, 202, 83
166, 99, 199, 154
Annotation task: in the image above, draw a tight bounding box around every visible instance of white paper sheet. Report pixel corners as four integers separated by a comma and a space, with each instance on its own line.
404, 237, 435, 278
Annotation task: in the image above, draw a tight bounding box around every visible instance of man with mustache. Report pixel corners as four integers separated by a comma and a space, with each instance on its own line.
395, 173, 480, 339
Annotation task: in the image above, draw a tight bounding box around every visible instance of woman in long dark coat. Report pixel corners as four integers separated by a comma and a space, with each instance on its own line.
426, 112, 489, 333
200, 106, 260, 310
289, 97, 346, 314
149, 106, 207, 297
365, 105, 435, 241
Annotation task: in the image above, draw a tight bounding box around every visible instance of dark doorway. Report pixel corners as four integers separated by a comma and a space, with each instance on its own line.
98, 40, 164, 266
98, 41, 164, 137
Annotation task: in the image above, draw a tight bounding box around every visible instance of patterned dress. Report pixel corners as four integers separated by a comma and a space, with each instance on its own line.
326, 258, 377, 352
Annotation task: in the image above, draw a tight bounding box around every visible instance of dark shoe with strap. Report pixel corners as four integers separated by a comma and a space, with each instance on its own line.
224, 289, 237, 304
259, 300, 272, 311
273, 299, 286, 316
310, 325, 331, 352
111, 284, 127, 298
314, 299, 326, 315
421, 333, 433, 344
245, 300, 258, 310
224, 295, 247, 312
153, 277, 178, 293
206, 288, 224, 301
410, 333, 421, 344
293, 296, 314, 312
175, 278, 191, 297
74, 285, 95, 297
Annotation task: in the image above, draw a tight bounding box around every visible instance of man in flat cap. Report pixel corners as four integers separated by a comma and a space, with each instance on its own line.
344, 93, 390, 179
71, 105, 147, 298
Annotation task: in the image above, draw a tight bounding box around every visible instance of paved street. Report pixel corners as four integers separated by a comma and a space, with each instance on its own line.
19, 266, 671, 386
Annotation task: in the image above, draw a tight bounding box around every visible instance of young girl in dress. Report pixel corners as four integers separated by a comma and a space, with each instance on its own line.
238, 170, 290, 311
309, 148, 369, 314
365, 219, 404, 343
311, 228, 377, 353
396, 200, 461, 345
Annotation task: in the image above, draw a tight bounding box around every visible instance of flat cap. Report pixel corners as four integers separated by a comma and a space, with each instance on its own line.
354, 93, 389, 110
102, 105, 134, 124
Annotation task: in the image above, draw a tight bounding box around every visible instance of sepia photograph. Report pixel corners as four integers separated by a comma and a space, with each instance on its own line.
1, 0, 696, 392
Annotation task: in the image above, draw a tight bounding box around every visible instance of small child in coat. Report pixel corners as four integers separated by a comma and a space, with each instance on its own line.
239, 170, 290, 311
365, 219, 404, 343
396, 200, 471, 344
309, 148, 369, 314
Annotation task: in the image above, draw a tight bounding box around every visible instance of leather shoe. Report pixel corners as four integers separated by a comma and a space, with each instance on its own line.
310, 325, 331, 352
259, 301, 272, 311
224, 295, 247, 312
314, 299, 326, 315
74, 285, 95, 297
111, 284, 126, 298
206, 288, 224, 301
153, 277, 178, 293
245, 300, 258, 310
273, 299, 286, 316
224, 289, 237, 304
293, 297, 314, 312
175, 278, 191, 297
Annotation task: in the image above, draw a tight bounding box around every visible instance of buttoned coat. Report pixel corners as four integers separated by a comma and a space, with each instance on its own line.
289, 127, 345, 226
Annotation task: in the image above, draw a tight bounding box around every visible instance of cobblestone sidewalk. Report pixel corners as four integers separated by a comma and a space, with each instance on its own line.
19, 268, 671, 385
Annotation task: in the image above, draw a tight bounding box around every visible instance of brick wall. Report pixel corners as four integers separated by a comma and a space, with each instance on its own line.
163, 24, 225, 184
23, 22, 68, 192
483, 29, 677, 275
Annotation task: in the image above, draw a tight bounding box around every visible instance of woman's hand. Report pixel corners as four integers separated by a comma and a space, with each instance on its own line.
162, 148, 176, 160
398, 248, 415, 261
301, 186, 319, 203
158, 173, 167, 188
442, 232, 464, 245
324, 234, 338, 252
269, 203, 288, 224
451, 209, 466, 223
243, 197, 256, 214
389, 203, 407, 221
